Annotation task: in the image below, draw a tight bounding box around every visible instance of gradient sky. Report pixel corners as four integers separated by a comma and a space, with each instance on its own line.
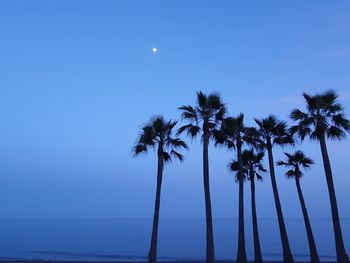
0, 0, 350, 220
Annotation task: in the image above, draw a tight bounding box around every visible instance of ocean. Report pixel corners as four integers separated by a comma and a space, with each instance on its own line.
0, 218, 349, 261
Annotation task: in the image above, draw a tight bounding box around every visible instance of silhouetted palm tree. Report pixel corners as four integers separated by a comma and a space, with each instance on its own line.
290, 90, 350, 263
229, 149, 266, 263
178, 91, 226, 263
254, 116, 294, 263
213, 114, 249, 263
133, 116, 188, 263
277, 151, 320, 263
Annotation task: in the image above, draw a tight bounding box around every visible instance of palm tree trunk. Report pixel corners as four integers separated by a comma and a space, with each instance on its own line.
203, 131, 215, 263
148, 150, 164, 263
295, 177, 320, 263
319, 133, 348, 263
266, 140, 294, 263
250, 170, 263, 263
236, 143, 247, 263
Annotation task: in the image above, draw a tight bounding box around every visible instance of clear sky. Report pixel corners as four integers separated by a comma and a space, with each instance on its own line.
0, 0, 349, 220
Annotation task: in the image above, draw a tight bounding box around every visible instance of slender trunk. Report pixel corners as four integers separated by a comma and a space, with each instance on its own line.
295, 176, 320, 263
203, 130, 215, 263
319, 133, 348, 263
148, 147, 164, 263
250, 169, 263, 263
266, 139, 294, 263
236, 143, 247, 263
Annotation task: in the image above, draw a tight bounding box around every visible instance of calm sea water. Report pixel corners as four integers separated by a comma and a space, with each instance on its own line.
0, 219, 349, 261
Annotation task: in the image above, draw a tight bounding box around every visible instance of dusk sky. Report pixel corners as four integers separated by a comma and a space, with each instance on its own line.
0, 1, 349, 220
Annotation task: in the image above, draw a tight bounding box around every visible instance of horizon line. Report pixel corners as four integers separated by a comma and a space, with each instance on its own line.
0, 217, 349, 220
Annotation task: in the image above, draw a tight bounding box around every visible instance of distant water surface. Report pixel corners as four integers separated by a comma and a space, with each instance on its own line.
0, 219, 349, 261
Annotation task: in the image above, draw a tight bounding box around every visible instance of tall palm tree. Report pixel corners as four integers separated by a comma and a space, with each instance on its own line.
254, 115, 294, 263
277, 151, 320, 263
178, 91, 226, 263
229, 149, 266, 263
133, 116, 188, 263
214, 114, 249, 263
290, 90, 350, 263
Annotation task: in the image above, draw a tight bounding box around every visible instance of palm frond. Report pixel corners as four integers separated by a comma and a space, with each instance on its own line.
139, 125, 156, 144
170, 150, 184, 162
228, 160, 239, 172
255, 173, 264, 181
226, 140, 236, 149
326, 102, 343, 115
257, 164, 267, 173
310, 129, 320, 140
303, 92, 318, 112
255, 151, 265, 162
162, 151, 172, 163
276, 160, 287, 166
196, 91, 207, 108
212, 129, 227, 146
289, 125, 312, 141
166, 120, 177, 132
254, 118, 263, 129
152, 116, 165, 134
322, 90, 338, 106
166, 137, 188, 149
207, 93, 224, 110
285, 169, 296, 178
327, 126, 346, 140
244, 127, 260, 147
177, 124, 201, 138
132, 144, 148, 157
178, 105, 198, 121
188, 125, 201, 138
215, 106, 226, 121
332, 114, 350, 131
273, 134, 294, 146
290, 109, 308, 121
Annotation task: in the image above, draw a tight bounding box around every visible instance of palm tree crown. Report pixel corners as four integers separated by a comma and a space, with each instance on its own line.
290, 90, 350, 141
177, 91, 226, 138
254, 115, 294, 148
229, 149, 266, 182
277, 150, 314, 179
133, 116, 188, 162
214, 114, 251, 146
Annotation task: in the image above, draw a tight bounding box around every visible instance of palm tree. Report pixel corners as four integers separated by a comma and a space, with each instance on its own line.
133, 116, 188, 263
277, 151, 320, 263
229, 149, 266, 263
213, 114, 249, 263
178, 91, 226, 263
254, 115, 294, 263
290, 90, 350, 263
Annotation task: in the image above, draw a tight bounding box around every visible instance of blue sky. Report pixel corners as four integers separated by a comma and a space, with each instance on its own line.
0, 0, 349, 220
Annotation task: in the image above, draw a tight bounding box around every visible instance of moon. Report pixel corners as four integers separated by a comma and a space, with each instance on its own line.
152, 47, 158, 53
